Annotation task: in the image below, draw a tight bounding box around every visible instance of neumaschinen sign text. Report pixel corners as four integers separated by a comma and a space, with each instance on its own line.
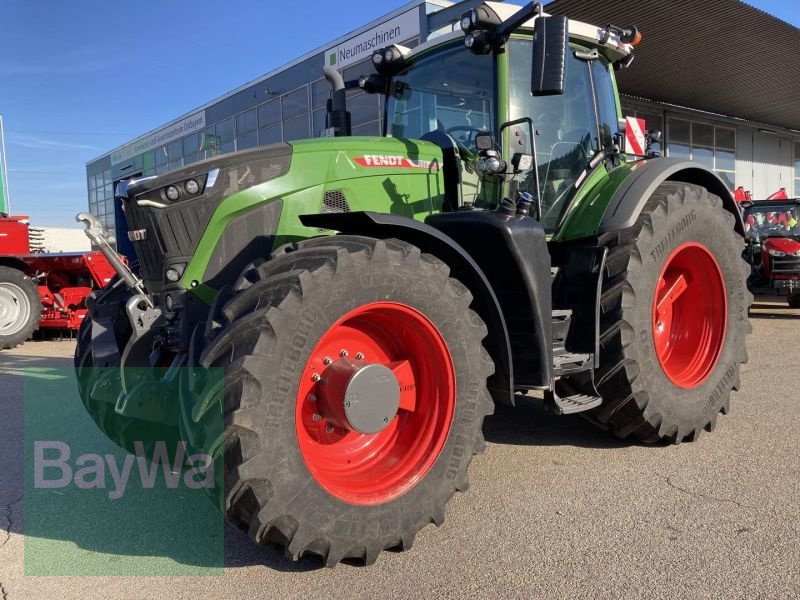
325, 9, 420, 71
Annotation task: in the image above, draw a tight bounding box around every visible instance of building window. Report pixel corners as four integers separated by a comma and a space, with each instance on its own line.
259, 125, 281, 146
667, 117, 736, 189
620, 105, 664, 136
236, 109, 258, 137
87, 169, 114, 227
282, 87, 309, 121
258, 100, 281, 128
794, 141, 800, 198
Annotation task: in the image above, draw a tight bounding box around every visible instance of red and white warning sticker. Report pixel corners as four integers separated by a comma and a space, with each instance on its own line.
625, 117, 647, 156
354, 155, 439, 170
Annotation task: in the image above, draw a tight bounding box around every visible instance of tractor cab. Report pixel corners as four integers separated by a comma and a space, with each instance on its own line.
342, 1, 639, 234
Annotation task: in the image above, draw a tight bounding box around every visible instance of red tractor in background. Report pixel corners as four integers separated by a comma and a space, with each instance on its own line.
742, 198, 800, 308
0, 214, 117, 349
734, 186, 789, 204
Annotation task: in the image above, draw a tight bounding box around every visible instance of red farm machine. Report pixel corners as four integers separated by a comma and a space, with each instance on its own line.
0, 213, 117, 349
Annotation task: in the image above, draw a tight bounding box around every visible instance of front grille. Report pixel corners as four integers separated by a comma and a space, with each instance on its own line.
770, 255, 800, 275
122, 144, 292, 289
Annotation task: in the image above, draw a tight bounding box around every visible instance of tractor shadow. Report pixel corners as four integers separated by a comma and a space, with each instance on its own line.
482, 393, 639, 449
0, 350, 327, 573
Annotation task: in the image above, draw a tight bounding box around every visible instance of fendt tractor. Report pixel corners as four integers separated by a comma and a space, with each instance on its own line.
75, 2, 751, 566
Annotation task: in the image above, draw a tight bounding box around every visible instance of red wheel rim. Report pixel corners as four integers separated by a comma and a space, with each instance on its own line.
295, 301, 455, 505
652, 242, 727, 389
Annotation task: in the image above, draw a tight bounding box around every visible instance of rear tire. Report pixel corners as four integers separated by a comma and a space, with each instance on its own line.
589, 182, 751, 443
788, 294, 800, 308
180, 235, 494, 566
0, 266, 40, 350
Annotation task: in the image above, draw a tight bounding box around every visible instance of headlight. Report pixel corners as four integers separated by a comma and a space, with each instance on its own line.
184, 179, 200, 195
768, 249, 786, 257
165, 185, 180, 201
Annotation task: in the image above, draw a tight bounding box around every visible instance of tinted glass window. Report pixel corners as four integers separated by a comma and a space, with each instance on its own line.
167, 139, 182, 160
236, 109, 257, 135
237, 131, 258, 150
282, 87, 309, 120
311, 79, 330, 111
258, 100, 281, 127
216, 118, 234, 143
182, 134, 199, 155
154, 146, 168, 166
387, 42, 495, 146
509, 39, 599, 231
670, 119, 690, 143
283, 115, 310, 141
591, 60, 618, 148
259, 125, 282, 145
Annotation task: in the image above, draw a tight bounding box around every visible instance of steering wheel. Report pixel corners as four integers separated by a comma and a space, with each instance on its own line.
445, 126, 486, 149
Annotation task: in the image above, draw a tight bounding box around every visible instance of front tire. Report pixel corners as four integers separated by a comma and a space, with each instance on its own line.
0, 266, 41, 350
180, 236, 494, 566
74, 284, 180, 456
590, 182, 751, 443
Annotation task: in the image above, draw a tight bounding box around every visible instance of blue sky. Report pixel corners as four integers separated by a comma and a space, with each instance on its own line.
1, 0, 797, 227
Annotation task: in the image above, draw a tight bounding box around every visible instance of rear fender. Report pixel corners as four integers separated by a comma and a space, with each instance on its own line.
599, 158, 745, 236
0, 256, 31, 273
299, 211, 515, 406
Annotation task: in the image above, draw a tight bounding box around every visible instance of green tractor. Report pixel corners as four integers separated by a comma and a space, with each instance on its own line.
75, 2, 750, 566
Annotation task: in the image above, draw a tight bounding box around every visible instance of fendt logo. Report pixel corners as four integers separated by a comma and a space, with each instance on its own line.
354, 155, 439, 170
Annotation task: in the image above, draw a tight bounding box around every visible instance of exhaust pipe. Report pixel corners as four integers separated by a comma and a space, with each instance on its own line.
323, 66, 351, 137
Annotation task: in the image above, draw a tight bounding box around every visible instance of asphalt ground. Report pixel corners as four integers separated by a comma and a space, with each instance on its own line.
1, 294, 798, 599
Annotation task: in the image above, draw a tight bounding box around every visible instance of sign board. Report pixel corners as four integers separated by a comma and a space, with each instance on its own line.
625, 116, 647, 156
325, 9, 420, 71
111, 110, 206, 165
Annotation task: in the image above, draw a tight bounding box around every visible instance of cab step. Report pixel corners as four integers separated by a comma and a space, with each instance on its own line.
553, 351, 593, 375
544, 389, 602, 415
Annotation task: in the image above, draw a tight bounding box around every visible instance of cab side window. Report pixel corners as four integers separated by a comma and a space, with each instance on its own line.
591, 59, 620, 149
509, 40, 599, 230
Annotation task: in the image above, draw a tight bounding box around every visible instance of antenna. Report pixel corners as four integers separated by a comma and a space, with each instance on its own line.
0, 115, 10, 214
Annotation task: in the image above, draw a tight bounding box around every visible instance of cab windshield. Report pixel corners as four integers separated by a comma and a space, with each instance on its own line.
386, 42, 496, 150
743, 203, 800, 238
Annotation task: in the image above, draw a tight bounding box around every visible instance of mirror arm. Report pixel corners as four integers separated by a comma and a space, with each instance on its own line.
494, 2, 543, 43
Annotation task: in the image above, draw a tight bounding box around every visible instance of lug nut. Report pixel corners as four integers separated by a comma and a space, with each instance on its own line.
312, 413, 322, 422
339, 349, 349, 358
308, 394, 317, 403
323, 357, 332, 365
355, 352, 365, 360
326, 424, 335, 433
311, 373, 321, 382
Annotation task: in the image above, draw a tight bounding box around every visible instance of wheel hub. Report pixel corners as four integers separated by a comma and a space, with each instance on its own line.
318, 360, 400, 434
0, 283, 29, 335
652, 242, 727, 389
295, 301, 455, 506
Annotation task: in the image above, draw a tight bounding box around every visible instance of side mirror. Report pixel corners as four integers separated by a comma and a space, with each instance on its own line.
531, 15, 568, 96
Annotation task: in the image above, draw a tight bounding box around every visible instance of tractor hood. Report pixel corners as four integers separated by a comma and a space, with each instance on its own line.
120, 137, 447, 296
763, 237, 800, 255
